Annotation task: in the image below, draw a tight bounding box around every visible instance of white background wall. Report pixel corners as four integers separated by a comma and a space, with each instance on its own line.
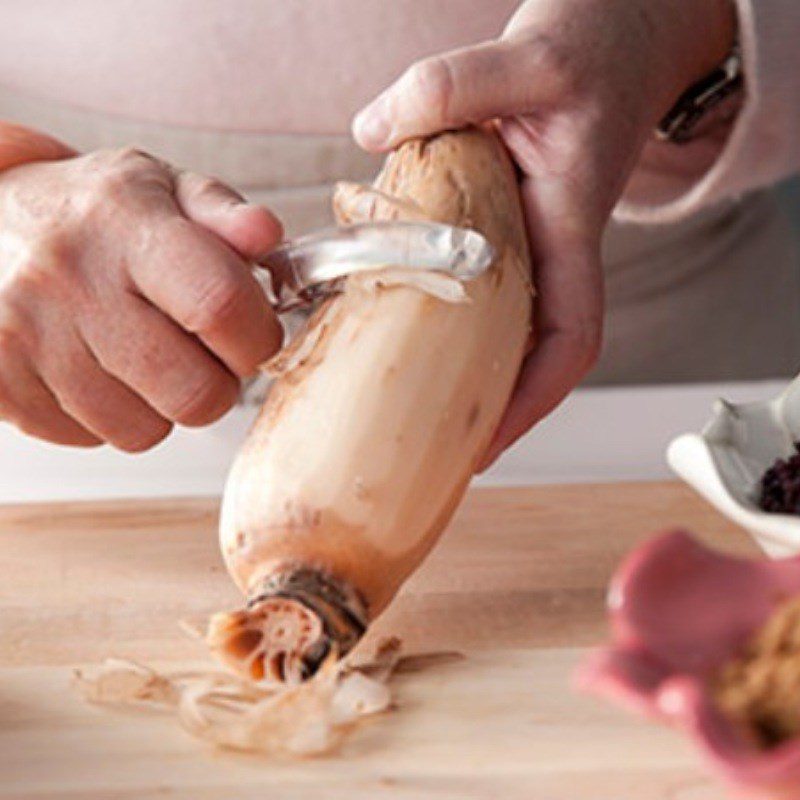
0, 380, 785, 503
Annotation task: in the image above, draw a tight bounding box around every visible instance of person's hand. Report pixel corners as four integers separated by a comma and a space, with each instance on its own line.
0, 147, 283, 450
353, 0, 735, 467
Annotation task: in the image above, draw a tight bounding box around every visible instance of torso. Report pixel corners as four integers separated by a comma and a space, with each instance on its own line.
0, 0, 518, 132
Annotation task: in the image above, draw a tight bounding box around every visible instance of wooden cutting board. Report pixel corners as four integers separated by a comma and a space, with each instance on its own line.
0, 481, 759, 800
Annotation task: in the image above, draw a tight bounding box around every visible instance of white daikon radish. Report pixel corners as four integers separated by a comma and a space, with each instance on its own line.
210, 127, 532, 682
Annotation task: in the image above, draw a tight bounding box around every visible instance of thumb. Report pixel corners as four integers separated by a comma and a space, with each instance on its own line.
173, 171, 283, 261
352, 35, 563, 152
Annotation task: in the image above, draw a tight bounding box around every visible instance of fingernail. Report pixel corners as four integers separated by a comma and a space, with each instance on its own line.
353, 103, 392, 149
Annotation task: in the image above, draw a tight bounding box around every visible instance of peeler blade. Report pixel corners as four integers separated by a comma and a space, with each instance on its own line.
261, 221, 495, 312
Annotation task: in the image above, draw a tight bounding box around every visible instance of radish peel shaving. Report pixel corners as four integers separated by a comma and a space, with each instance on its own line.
73, 638, 463, 757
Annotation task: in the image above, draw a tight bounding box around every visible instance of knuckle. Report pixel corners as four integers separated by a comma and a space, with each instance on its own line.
30, 227, 74, 267
106, 145, 156, 167
91, 146, 157, 176
186, 274, 248, 333
526, 34, 580, 95
94, 169, 138, 203
165, 370, 238, 426
184, 173, 243, 209
406, 56, 456, 121
80, 147, 168, 208
193, 175, 227, 197
6, 239, 84, 312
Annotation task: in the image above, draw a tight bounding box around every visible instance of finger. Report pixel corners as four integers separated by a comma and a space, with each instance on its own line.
38, 335, 174, 453
477, 157, 604, 471
173, 171, 283, 261
0, 340, 100, 447
130, 214, 283, 376
352, 36, 566, 151
0, 122, 77, 172
79, 292, 240, 428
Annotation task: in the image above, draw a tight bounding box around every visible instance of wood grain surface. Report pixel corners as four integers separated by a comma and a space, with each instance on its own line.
0, 482, 758, 799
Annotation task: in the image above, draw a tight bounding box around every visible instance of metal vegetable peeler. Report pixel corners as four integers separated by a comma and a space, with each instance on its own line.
260, 221, 495, 312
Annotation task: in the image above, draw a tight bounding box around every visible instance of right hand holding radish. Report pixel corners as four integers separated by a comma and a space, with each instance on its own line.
353, 0, 737, 467
0, 147, 284, 451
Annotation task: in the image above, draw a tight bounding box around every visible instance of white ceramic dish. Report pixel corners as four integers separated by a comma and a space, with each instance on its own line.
667, 376, 800, 557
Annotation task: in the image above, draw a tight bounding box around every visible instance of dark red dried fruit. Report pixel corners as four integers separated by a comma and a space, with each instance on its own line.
759, 443, 800, 514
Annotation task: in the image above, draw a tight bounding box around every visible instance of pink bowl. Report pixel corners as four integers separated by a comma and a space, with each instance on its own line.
576, 529, 800, 799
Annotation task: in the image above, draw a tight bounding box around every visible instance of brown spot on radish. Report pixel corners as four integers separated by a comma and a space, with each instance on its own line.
219, 611, 248, 630
466, 403, 481, 430
268, 652, 287, 681
228, 628, 263, 659
249, 656, 265, 681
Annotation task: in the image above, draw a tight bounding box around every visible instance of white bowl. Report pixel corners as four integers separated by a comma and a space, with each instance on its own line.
667, 376, 800, 558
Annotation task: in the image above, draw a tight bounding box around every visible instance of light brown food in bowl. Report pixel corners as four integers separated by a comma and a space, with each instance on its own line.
713, 596, 800, 747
